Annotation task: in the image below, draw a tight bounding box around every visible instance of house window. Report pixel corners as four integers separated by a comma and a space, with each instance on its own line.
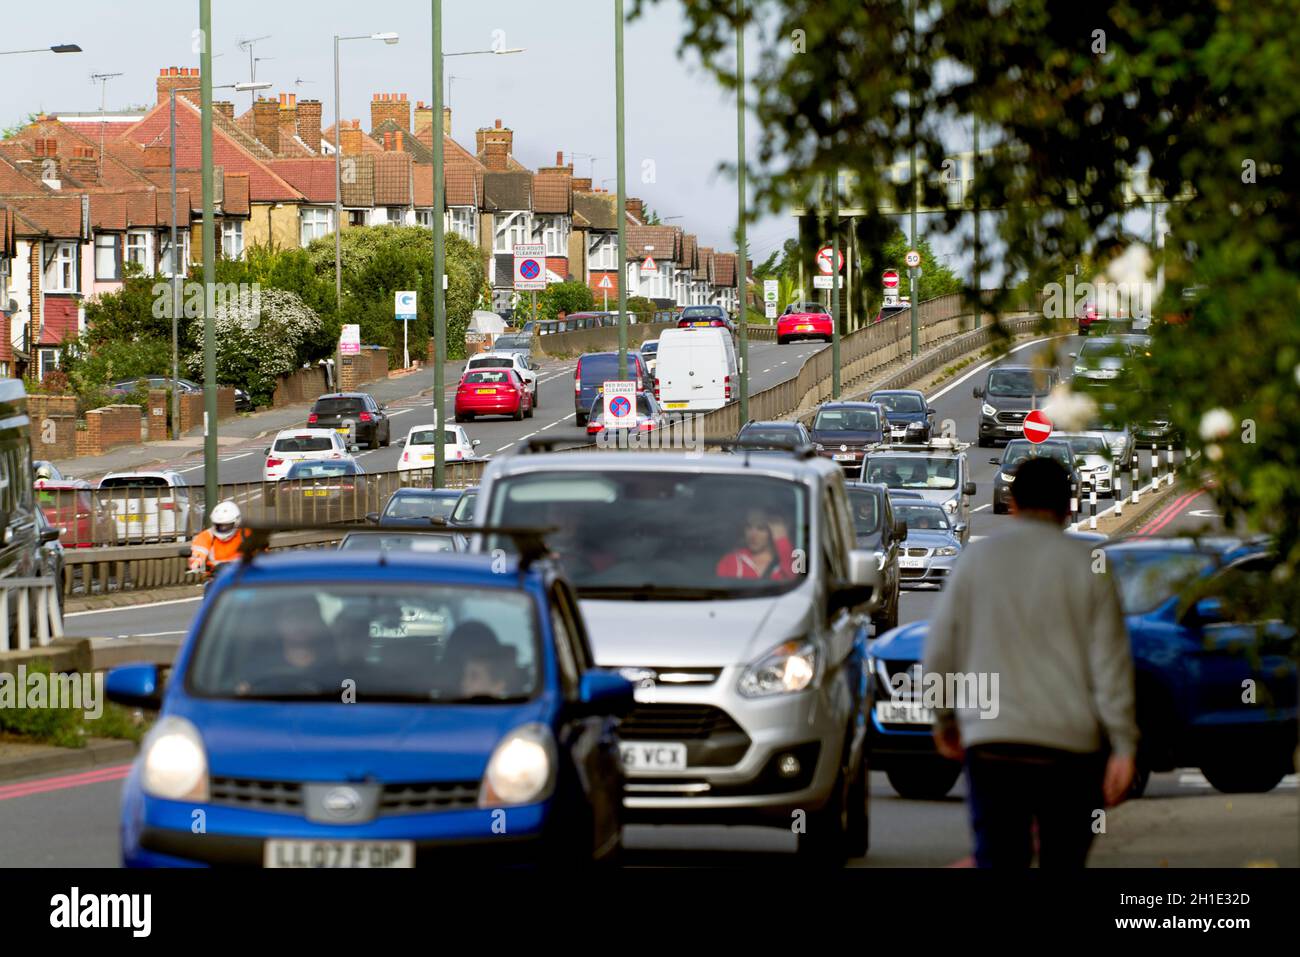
494, 212, 528, 253
38, 348, 59, 380
386, 208, 405, 226
125, 230, 153, 276
44, 242, 79, 292
588, 233, 615, 270
94, 234, 120, 281
539, 215, 569, 257
159, 233, 189, 278
221, 220, 244, 260
450, 207, 476, 243
301, 207, 333, 245
348, 210, 366, 227
415, 209, 433, 229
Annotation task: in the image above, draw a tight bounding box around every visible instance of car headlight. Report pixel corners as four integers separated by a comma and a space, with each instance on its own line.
1096, 463, 1111, 473
934, 546, 958, 557
981, 403, 996, 417
942, 499, 958, 514
141, 716, 209, 802
739, 639, 817, 697
999, 471, 1015, 482
1073, 365, 1085, 374
479, 723, 556, 808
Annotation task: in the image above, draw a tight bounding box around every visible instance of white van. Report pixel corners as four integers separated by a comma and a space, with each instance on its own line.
652, 327, 738, 413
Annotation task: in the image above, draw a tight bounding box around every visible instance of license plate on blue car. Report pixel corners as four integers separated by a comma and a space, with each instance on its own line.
264, 839, 414, 868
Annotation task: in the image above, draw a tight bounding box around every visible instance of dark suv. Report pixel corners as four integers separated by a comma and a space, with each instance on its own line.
845, 482, 904, 633
808, 401, 887, 474
307, 392, 391, 449
973, 366, 1058, 447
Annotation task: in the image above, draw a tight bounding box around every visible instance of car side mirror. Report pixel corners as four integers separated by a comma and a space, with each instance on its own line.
1068, 352, 1078, 359
39, 527, 61, 544
472, 439, 481, 447
963, 482, 977, 496
579, 670, 636, 716
893, 519, 907, 541
365, 512, 380, 525
972, 386, 984, 398
348, 444, 360, 454
263, 447, 271, 456
830, 550, 882, 616
927, 407, 937, 416
989, 457, 1001, 465
953, 522, 968, 537
105, 663, 163, 711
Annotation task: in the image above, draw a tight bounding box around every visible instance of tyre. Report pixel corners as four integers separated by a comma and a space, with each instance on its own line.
576, 413, 587, 428
513, 404, 524, 421
381, 427, 391, 448
525, 402, 534, 419
796, 768, 849, 866
845, 748, 870, 859
532, 389, 540, 409
1200, 761, 1287, 794
886, 761, 962, 800
992, 501, 1006, 515
872, 586, 899, 634
777, 336, 788, 346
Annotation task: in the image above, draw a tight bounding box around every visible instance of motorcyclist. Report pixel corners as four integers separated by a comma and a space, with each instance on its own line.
189, 500, 250, 582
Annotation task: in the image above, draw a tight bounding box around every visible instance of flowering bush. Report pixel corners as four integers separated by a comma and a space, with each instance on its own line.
186, 288, 323, 407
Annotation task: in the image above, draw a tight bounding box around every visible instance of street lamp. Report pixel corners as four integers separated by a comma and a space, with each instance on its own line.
169, 79, 270, 440
0, 44, 81, 56
334, 31, 401, 311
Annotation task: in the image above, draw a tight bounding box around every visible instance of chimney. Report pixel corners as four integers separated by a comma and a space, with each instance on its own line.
370, 92, 410, 134
156, 66, 199, 106
443, 106, 452, 135
383, 131, 393, 151
213, 100, 234, 121
484, 140, 509, 172
253, 97, 279, 154
339, 119, 363, 157
626, 197, 645, 222
278, 93, 298, 152
66, 146, 98, 183
572, 177, 592, 192
297, 99, 322, 153
413, 100, 433, 132
477, 118, 513, 160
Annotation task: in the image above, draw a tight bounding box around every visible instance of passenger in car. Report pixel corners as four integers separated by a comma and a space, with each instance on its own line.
716, 509, 795, 580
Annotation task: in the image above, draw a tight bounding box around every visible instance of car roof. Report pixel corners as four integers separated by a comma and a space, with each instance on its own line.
223, 549, 551, 590
815, 401, 883, 411
741, 420, 803, 430
870, 389, 923, 396
487, 449, 840, 483
867, 448, 960, 459
274, 427, 342, 438
100, 469, 182, 480
844, 481, 890, 494
389, 486, 461, 498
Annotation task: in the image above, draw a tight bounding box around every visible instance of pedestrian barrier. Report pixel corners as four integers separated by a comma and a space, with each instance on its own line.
0, 579, 64, 651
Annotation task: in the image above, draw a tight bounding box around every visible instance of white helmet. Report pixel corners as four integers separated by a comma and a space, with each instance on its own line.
211, 500, 242, 541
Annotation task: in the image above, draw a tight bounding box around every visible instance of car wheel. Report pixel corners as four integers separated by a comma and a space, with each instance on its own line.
576, 413, 587, 428
796, 766, 849, 866
777, 336, 787, 346
845, 747, 870, 859
992, 502, 1006, 515
525, 400, 534, 419
886, 761, 962, 800
532, 388, 540, 409
381, 427, 390, 448
1200, 761, 1288, 794
872, 587, 899, 634
513, 404, 524, 421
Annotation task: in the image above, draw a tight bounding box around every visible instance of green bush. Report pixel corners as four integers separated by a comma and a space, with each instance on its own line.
539, 281, 595, 321
626, 296, 656, 322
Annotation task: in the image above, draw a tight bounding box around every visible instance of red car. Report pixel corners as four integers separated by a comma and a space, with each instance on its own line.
454, 368, 534, 422
777, 301, 833, 344
34, 479, 97, 548
1077, 302, 1101, 336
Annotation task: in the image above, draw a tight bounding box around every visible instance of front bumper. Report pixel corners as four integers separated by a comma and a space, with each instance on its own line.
897, 554, 956, 587
979, 416, 1026, 440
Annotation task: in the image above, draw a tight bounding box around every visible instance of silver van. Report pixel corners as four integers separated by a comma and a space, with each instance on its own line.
476, 446, 881, 862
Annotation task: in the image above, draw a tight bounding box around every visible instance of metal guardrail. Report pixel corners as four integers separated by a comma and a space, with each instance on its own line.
0, 580, 64, 651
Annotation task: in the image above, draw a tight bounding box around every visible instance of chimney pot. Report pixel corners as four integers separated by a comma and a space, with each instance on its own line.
557, 150, 564, 165
495, 118, 502, 129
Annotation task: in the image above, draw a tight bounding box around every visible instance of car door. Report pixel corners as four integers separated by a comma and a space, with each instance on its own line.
367, 395, 389, 442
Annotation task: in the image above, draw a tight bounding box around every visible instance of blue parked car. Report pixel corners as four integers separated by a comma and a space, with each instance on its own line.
107, 539, 634, 867
865, 536, 1297, 800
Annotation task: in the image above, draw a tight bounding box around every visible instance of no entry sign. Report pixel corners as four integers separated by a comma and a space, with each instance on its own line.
1023, 409, 1053, 444
882, 270, 899, 291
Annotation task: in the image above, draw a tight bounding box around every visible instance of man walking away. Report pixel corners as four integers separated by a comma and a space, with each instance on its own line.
923, 456, 1137, 867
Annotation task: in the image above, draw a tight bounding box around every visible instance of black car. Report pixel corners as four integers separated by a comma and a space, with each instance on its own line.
447, 486, 478, 527
677, 304, 736, 334
808, 401, 887, 474
307, 392, 391, 449
368, 487, 463, 526
990, 438, 1081, 514
734, 420, 816, 453
845, 482, 904, 632
34, 509, 65, 617
973, 366, 1058, 447
869, 389, 935, 443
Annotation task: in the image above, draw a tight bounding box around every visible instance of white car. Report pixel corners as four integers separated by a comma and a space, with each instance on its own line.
639, 339, 659, 377
464, 352, 539, 406
397, 423, 480, 479
264, 428, 357, 484
97, 470, 192, 543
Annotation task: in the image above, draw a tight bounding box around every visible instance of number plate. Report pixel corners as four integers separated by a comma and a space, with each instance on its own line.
899, 557, 926, 569
263, 840, 414, 869
874, 700, 933, 725
664, 401, 688, 410
335, 428, 350, 434
797, 324, 814, 331
833, 453, 856, 461
619, 741, 687, 773
304, 490, 328, 497
475, 388, 495, 394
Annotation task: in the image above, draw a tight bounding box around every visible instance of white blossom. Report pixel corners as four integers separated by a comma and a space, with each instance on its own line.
1042, 384, 1097, 432
1198, 408, 1235, 441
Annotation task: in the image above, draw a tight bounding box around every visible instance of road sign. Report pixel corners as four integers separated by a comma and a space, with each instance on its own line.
764, 301, 777, 319
813, 275, 835, 290
514, 243, 547, 291
882, 270, 900, 291
603, 380, 636, 429
763, 279, 778, 303
816, 246, 843, 274
641, 256, 658, 275
1023, 409, 1053, 444
597, 274, 614, 290
339, 324, 360, 356
394, 290, 417, 321
904, 249, 922, 269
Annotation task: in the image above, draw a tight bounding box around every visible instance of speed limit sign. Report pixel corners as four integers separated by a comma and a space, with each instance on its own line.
905, 249, 922, 269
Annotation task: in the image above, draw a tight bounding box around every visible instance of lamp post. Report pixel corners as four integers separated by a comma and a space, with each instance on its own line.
199, 0, 218, 522
170, 80, 269, 441
334, 31, 400, 312
0, 44, 81, 56
736, 0, 749, 422
615, 0, 629, 381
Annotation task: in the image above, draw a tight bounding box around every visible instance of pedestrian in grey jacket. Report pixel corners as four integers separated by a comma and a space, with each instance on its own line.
923, 455, 1138, 867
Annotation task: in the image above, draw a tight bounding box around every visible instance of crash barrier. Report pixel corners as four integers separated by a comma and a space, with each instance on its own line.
0, 579, 64, 651
529, 314, 677, 358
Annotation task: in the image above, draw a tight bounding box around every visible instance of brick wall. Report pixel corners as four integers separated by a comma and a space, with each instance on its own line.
76, 405, 142, 457
177, 387, 236, 435
26, 395, 77, 461
272, 366, 328, 407
338, 347, 390, 394
146, 389, 168, 441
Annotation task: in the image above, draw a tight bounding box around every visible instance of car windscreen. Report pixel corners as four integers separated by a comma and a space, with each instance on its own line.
339, 533, 458, 553
871, 393, 924, 413
813, 408, 881, 432
863, 456, 959, 490
451, 490, 477, 523
383, 492, 458, 521
493, 336, 529, 349
313, 398, 365, 414
274, 435, 334, 453
408, 429, 460, 447
468, 357, 513, 369
1104, 549, 1217, 615
1002, 441, 1073, 470
188, 584, 538, 703
286, 462, 356, 479
1079, 339, 1129, 358
681, 306, 723, 319
740, 428, 801, 445
464, 370, 512, 385
99, 476, 172, 488
845, 488, 882, 538
487, 471, 809, 598
1064, 436, 1108, 456
893, 502, 951, 530
639, 341, 658, 355
985, 369, 1054, 396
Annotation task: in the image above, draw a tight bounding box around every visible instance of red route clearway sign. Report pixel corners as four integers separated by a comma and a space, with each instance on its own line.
1023, 409, 1053, 444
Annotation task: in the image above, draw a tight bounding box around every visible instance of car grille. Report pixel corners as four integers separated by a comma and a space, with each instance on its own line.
209, 776, 479, 816
905, 547, 929, 557
619, 704, 742, 740
996, 411, 1027, 424
875, 660, 920, 702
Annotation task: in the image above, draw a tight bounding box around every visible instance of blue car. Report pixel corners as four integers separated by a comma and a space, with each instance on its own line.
107, 541, 633, 867
865, 536, 1297, 799
573, 352, 649, 427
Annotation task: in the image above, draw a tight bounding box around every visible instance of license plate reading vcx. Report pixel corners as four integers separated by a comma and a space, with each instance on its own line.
264, 839, 414, 868
620, 742, 687, 772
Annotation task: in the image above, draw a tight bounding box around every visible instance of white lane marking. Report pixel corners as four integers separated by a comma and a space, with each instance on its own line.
116, 630, 187, 639
176, 465, 204, 473
927, 334, 1072, 402
221, 452, 254, 462
65, 596, 202, 617
971, 503, 992, 512
969, 535, 986, 542
387, 408, 414, 417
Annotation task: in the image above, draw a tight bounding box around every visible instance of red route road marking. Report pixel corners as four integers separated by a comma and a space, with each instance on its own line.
1134, 488, 1205, 539
0, 763, 131, 802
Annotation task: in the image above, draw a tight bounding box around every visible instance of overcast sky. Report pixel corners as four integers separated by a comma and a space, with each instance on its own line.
4, 0, 799, 265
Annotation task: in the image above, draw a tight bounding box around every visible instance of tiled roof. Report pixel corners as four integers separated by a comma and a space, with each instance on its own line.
483, 171, 531, 211
0, 207, 15, 257
235, 108, 315, 159
573, 192, 617, 231
681, 233, 698, 270
87, 190, 177, 230
372, 120, 434, 164
6, 194, 86, 238
322, 123, 386, 155
372, 152, 412, 206
713, 252, 737, 287
38, 295, 79, 346
270, 158, 338, 204
0, 153, 51, 194
223, 172, 250, 215
340, 154, 373, 207
696, 245, 714, 281
627, 225, 680, 262
532, 170, 571, 214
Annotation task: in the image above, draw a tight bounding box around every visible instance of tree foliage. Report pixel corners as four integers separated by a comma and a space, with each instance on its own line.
539, 280, 596, 321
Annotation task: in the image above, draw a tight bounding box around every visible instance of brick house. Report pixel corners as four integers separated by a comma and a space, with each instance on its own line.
572, 186, 619, 301
625, 224, 683, 306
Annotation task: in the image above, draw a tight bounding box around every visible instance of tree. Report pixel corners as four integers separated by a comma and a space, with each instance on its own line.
643, 0, 1300, 624
539, 281, 595, 321
626, 296, 657, 322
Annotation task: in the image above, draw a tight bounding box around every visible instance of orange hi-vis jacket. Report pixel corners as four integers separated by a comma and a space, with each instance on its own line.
189, 528, 250, 576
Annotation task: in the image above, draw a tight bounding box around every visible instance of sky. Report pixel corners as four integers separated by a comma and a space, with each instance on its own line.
2, 0, 797, 266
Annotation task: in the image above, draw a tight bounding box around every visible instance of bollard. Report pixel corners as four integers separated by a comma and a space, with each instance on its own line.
1166, 441, 1175, 486
1150, 447, 1160, 491
1089, 480, 1098, 530
1115, 468, 1123, 517
1131, 458, 1140, 505
1070, 489, 1079, 524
